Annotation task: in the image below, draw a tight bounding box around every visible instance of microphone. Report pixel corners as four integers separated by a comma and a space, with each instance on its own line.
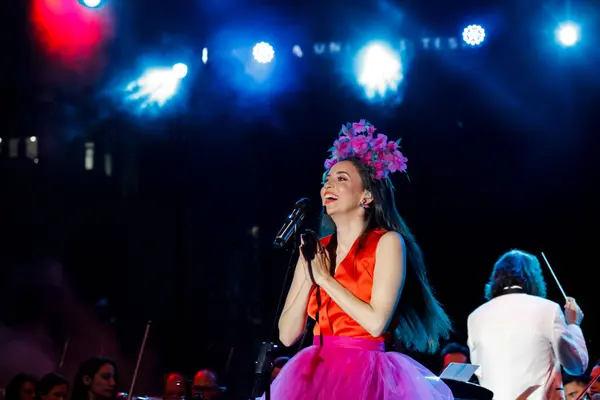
273, 198, 309, 248
300, 230, 319, 261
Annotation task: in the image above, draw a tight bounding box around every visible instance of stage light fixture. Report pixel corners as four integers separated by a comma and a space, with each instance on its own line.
78, 0, 103, 8
556, 22, 580, 47
462, 25, 486, 46
292, 45, 303, 58
172, 63, 188, 78
125, 63, 188, 109
356, 43, 403, 99
253, 42, 275, 64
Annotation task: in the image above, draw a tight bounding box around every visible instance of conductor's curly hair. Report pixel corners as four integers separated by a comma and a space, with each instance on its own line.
484, 249, 547, 300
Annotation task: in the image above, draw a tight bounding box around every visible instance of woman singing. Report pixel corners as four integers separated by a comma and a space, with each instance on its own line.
271, 120, 453, 399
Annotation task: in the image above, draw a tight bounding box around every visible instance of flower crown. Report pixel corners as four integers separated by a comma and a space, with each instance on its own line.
324, 119, 408, 180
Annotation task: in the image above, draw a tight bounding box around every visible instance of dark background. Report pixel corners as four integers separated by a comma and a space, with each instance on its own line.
0, 0, 598, 396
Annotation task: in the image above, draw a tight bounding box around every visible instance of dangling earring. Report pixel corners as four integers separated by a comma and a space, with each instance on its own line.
360, 192, 372, 209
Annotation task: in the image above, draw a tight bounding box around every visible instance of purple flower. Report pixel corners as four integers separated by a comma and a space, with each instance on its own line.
352, 119, 368, 133
324, 158, 338, 170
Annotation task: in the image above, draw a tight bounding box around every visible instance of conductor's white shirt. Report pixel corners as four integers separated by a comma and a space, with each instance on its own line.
467, 292, 588, 400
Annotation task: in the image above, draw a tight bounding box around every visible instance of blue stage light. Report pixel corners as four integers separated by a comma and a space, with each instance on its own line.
253, 42, 275, 64
125, 63, 188, 109
462, 25, 486, 46
556, 22, 580, 47
356, 43, 403, 99
172, 63, 188, 78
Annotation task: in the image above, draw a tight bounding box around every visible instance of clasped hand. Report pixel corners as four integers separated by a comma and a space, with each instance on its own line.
300, 239, 331, 287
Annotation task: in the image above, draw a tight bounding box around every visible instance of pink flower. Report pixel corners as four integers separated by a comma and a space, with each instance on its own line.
367, 125, 376, 136
324, 158, 338, 169
386, 141, 398, 151
373, 161, 387, 179
372, 134, 388, 151
392, 151, 408, 172
332, 137, 351, 158
350, 135, 369, 154
352, 119, 368, 133
360, 151, 375, 164
382, 152, 395, 163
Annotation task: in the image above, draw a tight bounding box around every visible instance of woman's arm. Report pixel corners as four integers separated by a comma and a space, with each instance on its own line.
319, 232, 406, 337
278, 256, 313, 347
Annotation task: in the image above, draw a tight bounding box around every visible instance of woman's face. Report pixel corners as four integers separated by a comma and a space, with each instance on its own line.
321, 160, 367, 216
87, 364, 117, 399
42, 384, 69, 400
20, 381, 36, 400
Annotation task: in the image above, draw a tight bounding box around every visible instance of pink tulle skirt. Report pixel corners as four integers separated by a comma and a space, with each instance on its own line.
263, 336, 452, 400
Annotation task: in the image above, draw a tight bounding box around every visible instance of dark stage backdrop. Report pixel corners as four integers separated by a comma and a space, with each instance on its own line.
0, 0, 599, 396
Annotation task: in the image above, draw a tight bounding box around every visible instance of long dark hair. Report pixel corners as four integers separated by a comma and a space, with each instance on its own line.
71, 357, 118, 400
4, 374, 37, 400
484, 249, 547, 300
320, 157, 452, 353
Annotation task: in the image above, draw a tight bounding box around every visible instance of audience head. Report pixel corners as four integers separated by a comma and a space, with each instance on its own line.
440, 342, 470, 370
563, 375, 590, 400
484, 249, 547, 300
5, 374, 37, 400
592, 361, 600, 377
37, 374, 69, 400
271, 357, 290, 383
163, 373, 186, 400
192, 370, 224, 400
71, 357, 117, 400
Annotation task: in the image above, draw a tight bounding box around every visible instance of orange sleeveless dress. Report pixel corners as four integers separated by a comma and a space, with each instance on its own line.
307, 228, 389, 342
264, 229, 453, 400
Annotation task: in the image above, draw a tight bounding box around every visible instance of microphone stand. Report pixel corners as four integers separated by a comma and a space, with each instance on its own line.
251, 342, 278, 400
250, 229, 299, 400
